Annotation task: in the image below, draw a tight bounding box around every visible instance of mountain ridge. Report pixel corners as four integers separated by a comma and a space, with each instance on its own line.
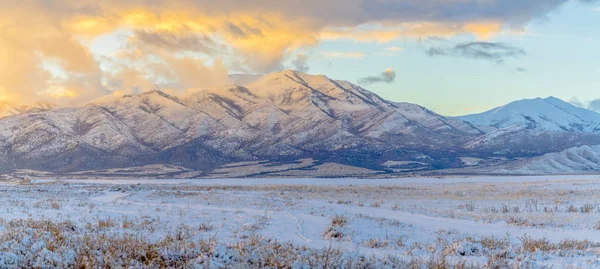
0, 70, 482, 173
0, 70, 599, 175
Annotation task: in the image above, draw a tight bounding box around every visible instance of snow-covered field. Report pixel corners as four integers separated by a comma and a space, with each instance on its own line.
2, 175, 600, 268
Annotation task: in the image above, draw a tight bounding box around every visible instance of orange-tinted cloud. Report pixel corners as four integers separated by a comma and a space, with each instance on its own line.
0, 0, 591, 104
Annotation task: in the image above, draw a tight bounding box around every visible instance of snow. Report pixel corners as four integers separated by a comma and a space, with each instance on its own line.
464, 124, 525, 149
459, 157, 484, 166
3, 175, 600, 267
245, 70, 480, 135
458, 96, 600, 133
491, 145, 600, 174
32, 174, 600, 186
382, 160, 429, 167
0, 70, 489, 173
1, 71, 599, 179
393, 102, 482, 134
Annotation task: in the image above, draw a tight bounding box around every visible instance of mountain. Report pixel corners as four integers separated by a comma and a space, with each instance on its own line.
1, 72, 598, 175
0, 101, 56, 119
458, 97, 600, 133
0, 70, 483, 173
487, 145, 600, 175
458, 97, 600, 156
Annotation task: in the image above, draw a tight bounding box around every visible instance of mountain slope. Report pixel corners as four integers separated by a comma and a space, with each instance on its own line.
244, 70, 481, 137
488, 145, 600, 175
2, 71, 597, 175
458, 97, 600, 133
0, 70, 483, 172
457, 97, 600, 156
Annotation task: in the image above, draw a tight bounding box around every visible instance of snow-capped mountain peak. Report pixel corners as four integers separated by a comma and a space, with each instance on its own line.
243, 70, 399, 123
458, 96, 600, 133
247, 69, 342, 98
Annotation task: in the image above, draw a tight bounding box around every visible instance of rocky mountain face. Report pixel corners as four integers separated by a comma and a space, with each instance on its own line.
0, 70, 599, 175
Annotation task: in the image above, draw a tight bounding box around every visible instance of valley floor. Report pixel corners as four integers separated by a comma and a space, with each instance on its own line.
2, 175, 600, 268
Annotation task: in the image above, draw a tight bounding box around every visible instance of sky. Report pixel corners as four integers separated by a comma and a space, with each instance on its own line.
0, 0, 598, 116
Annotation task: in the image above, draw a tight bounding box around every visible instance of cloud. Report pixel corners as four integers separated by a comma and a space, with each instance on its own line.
375, 46, 404, 56
323, 52, 367, 59
569, 97, 585, 108
227, 22, 263, 38
164, 57, 230, 91
291, 54, 310, 73
0, 0, 596, 104
359, 68, 396, 85
425, 41, 526, 64
386, 46, 404, 52
105, 66, 154, 95
570, 97, 600, 112
0, 10, 107, 105
515, 67, 529, 73
320, 28, 403, 43
131, 30, 221, 55
589, 99, 600, 112
320, 22, 503, 42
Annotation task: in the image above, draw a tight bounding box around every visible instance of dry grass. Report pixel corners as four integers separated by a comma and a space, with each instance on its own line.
330, 214, 348, 227
50, 201, 61, 210
362, 238, 390, 249
579, 203, 595, 213
322, 215, 349, 240
458, 202, 475, 212
198, 222, 215, 232
518, 235, 599, 254
0, 218, 485, 269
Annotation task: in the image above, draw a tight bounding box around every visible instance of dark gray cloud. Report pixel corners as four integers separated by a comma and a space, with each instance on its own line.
32, 1, 600, 35
425, 41, 526, 64
184, 0, 598, 28
358, 0, 598, 26
359, 68, 396, 85
133, 30, 220, 54
228, 23, 246, 37
291, 54, 310, 73
227, 23, 263, 38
